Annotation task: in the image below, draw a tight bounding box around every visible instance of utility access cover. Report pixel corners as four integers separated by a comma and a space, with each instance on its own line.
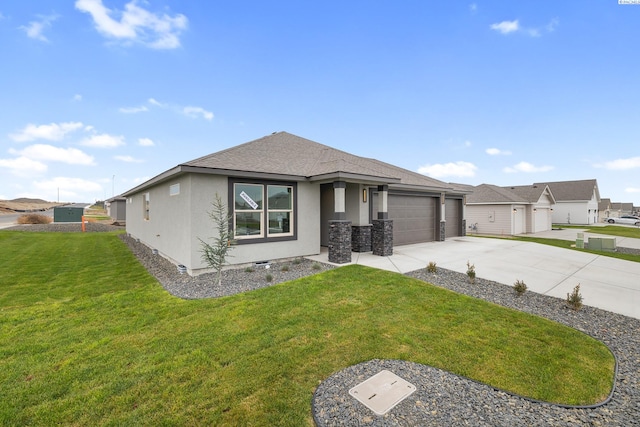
348, 370, 416, 416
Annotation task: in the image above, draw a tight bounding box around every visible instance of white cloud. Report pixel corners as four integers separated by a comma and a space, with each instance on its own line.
9, 144, 95, 165
138, 137, 154, 146
33, 176, 102, 197
73, 94, 83, 101
119, 105, 148, 114
625, 187, 640, 194
599, 157, 640, 171
503, 161, 554, 173
490, 20, 519, 34
20, 14, 58, 42
80, 133, 125, 148
114, 155, 143, 163
148, 97, 167, 107
183, 106, 214, 121
0, 156, 48, 176
75, 0, 188, 49
469, 3, 477, 13
486, 148, 512, 156
10, 122, 84, 142
418, 161, 478, 178
491, 18, 559, 37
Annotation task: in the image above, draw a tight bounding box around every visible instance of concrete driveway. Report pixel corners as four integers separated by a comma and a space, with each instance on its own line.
308, 230, 640, 320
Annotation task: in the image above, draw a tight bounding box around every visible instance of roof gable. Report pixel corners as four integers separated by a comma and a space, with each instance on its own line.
534, 179, 600, 202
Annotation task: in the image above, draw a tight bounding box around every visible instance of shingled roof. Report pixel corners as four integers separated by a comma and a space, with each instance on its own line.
124, 132, 466, 195
466, 183, 554, 204
534, 179, 600, 202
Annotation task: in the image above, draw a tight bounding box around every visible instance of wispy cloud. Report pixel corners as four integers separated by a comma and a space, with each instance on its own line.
183, 106, 214, 121
486, 148, 512, 156
114, 155, 144, 163
597, 156, 640, 170
490, 18, 559, 37
0, 157, 48, 177
138, 137, 154, 146
75, 0, 188, 49
490, 20, 519, 34
9, 122, 84, 142
503, 161, 553, 173
418, 161, 477, 178
9, 144, 95, 165
626, 187, 640, 194
469, 3, 478, 14
80, 133, 125, 148
33, 177, 102, 198
119, 105, 149, 114
20, 14, 58, 42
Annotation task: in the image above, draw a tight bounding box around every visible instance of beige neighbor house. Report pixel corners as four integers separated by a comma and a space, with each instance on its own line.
122, 132, 471, 275
465, 184, 555, 236
535, 179, 600, 225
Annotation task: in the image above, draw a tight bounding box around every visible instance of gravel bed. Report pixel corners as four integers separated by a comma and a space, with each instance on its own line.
313, 268, 640, 427
119, 234, 336, 299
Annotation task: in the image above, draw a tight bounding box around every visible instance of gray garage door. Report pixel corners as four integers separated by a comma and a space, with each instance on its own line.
373, 193, 437, 245
445, 198, 462, 238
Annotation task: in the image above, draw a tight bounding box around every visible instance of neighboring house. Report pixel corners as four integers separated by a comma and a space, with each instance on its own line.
534, 179, 600, 225
105, 196, 127, 223
610, 202, 635, 217
598, 198, 612, 222
121, 132, 471, 274
465, 184, 555, 235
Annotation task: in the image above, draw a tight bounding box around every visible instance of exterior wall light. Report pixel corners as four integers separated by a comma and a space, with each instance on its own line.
363, 188, 367, 203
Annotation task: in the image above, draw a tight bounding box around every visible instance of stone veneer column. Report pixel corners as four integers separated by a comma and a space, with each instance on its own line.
351, 225, 372, 252
328, 181, 351, 264
372, 184, 393, 256
372, 219, 393, 256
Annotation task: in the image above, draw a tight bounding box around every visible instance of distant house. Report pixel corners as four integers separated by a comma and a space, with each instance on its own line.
465, 183, 555, 235
534, 179, 600, 225
105, 196, 126, 223
599, 198, 612, 222
121, 132, 471, 275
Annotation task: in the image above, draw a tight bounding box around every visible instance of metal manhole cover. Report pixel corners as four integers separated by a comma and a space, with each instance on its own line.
348, 370, 416, 416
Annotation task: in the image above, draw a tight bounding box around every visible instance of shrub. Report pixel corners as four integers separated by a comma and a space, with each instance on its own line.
312, 262, 322, 271
513, 279, 527, 296
244, 267, 254, 273
566, 284, 583, 310
17, 214, 52, 224
281, 265, 289, 272
293, 258, 302, 265
265, 273, 273, 282
426, 261, 437, 273
466, 261, 476, 283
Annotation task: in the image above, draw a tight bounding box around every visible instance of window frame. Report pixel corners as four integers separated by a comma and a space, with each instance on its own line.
229, 178, 297, 244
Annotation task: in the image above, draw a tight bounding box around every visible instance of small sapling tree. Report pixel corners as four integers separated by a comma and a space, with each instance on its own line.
199, 193, 235, 287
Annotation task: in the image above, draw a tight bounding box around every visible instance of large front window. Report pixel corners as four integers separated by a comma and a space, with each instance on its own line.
232, 181, 295, 241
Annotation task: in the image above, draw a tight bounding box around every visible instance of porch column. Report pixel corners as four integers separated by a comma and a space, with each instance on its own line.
328, 181, 351, 264
372, 185, 393, 256
439, 193, 446, 241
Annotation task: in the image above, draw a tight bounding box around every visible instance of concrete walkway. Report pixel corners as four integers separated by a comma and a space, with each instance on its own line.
307, 229, 640, 320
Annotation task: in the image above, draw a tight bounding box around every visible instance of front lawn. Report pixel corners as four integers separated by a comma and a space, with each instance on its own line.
0, 231, 615, 426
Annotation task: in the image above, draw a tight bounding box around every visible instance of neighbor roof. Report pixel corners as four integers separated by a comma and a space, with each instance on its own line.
123, 132, 468, 196
534, 179, 600, 202
466, 183, 555, 205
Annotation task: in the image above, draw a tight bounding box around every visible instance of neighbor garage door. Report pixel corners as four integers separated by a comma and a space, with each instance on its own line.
373, 192, 437, 245
445, 198, 462, 238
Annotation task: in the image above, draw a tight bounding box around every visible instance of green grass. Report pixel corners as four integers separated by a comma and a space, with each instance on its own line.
0, 231, 615, 425
555, 224, 640, 239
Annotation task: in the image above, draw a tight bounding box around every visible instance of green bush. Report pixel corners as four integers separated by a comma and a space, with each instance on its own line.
566, 284, 583, 310
426, 261, 437, 273
513, 279, 527, 296
466, 261, 476, 283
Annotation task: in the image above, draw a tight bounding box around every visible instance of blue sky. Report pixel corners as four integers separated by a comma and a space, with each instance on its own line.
1, 1, 639, 206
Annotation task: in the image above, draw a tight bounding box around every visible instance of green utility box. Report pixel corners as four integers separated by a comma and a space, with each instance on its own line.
588, 237, 616, 252
53, 206, 84, 223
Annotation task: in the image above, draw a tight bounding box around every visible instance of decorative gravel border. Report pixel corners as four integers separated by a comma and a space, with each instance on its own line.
313, 269, 639, 426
